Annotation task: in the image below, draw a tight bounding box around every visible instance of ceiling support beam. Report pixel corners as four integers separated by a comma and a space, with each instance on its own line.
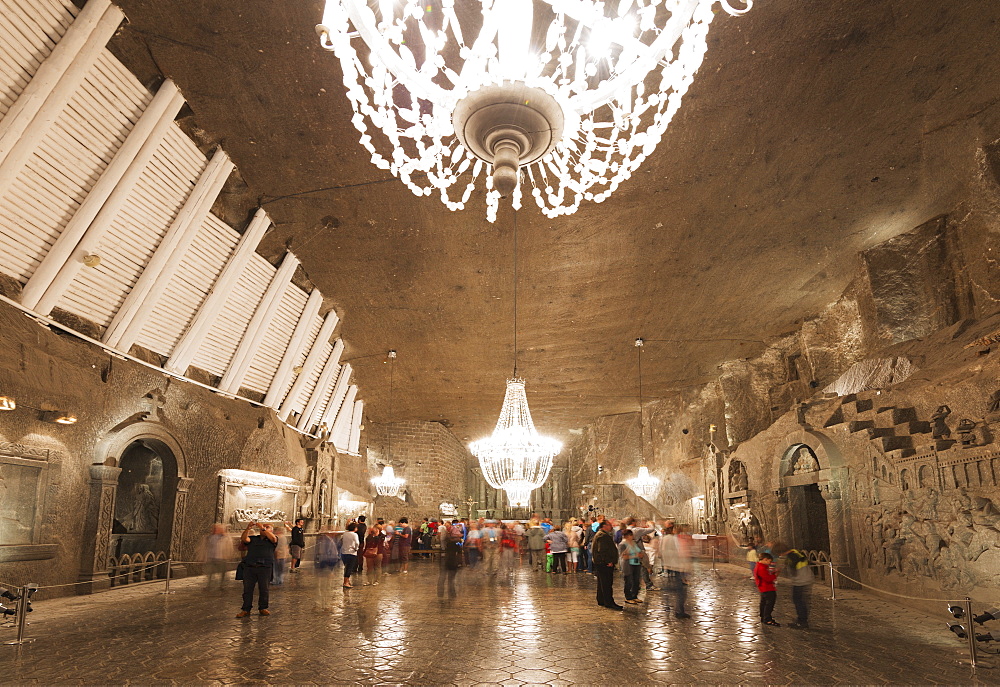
318, 361, 352, 432
23, 81, 186, 315
218, 251, 300, 393
331, 385, 359, 451
296, 341, 345, 431
263, 288, 323, 408
165, 208, 271, 374
277, 312, 340, 422
103, 147, 234, 351
348, 400, 364, 455
0, 0, 123, 198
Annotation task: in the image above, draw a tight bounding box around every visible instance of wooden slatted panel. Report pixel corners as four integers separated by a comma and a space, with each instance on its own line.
57, 125, 208, 328
308, 363, 342, 432
0, 50, 149, 283
0, 0, 77, 119
288, 340, 332, 421
133, 213, 237, 356
189, 252, 273, 377
241, 284, 310, 396
272, 313, 322, 409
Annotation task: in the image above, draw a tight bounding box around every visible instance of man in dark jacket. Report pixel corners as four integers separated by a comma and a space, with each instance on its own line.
591, 520, 623, 610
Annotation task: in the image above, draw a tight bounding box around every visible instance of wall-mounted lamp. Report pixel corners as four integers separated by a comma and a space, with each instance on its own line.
82, 254, 101, 268
0, 396, 15, 411
40, 410, 77, 425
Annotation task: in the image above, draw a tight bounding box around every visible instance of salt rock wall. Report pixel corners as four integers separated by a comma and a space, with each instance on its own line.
365, 420, 472, 522
0, 302, 309, 594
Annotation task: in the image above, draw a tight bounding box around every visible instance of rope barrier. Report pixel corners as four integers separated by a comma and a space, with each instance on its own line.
831, 567, 972, 603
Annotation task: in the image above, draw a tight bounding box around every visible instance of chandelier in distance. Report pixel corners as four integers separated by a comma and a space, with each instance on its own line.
626, 337, 660, 499
317, 0, 752, 222
372, 350, 407, 497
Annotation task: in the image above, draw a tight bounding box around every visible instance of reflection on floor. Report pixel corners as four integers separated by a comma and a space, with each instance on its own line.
0, 561, 989, 685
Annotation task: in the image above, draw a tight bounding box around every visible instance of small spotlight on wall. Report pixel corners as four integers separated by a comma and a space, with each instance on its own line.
41, 410, 77, 425
947, 621, 968, 638
82, 254, 101, 268
0, 396, 15, 411
947, 604, 966, 619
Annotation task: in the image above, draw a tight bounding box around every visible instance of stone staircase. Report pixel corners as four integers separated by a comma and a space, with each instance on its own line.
823, 393, 933, 458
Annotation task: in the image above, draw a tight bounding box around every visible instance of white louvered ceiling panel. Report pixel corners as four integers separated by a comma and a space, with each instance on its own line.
134, 212, 237, 356
272, 313, 322, 409
309, 362, 342, 433
56, 125, 209, 328
289, 340, 332, 420
0, 50, 148, 284
0, 0, 76, 119
241, 284, 310, 396
189, 252, 273, 378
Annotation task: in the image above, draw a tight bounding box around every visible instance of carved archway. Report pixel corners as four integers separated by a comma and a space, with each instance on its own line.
774, 428, 853, 578
80, 421, 192, 591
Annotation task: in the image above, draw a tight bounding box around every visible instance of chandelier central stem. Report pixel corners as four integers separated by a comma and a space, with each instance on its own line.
513, 209, 518, 379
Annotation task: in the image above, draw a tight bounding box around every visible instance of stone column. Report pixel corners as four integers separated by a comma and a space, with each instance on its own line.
169, 476, 195, 576
78, 465, 122, 593
820, 475, 849, 588
773, 487, 792, 546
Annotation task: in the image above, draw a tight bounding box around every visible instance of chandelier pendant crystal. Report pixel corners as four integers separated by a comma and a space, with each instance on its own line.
372, 464, 406, 497
317, 0, 752, 222
470, 379, 562, 507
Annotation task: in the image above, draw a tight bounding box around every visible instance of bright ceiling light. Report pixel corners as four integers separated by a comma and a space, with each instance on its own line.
469, 378, 562, 508
316, 0, 752, 222
371, 464, 406, 497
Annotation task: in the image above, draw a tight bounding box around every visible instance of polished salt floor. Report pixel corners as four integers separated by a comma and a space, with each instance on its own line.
0, 560, 989, 685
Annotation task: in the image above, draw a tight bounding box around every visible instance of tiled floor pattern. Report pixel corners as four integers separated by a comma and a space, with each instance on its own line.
0, 561, 991, 685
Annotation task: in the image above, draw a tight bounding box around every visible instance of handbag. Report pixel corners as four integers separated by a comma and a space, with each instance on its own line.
235, 561, 245, 581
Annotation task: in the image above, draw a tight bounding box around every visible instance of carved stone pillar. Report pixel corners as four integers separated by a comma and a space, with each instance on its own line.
773, 487, 792, 546
820, 477, 849, 587
78, 465, 122, 593
169, 476, 195, 576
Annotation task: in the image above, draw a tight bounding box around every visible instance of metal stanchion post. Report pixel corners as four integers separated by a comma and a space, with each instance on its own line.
4, 585, 33, 646
965, 597, 978, 671
712, 545, 717, 571
160, 559, 175, 595
829, 561, 836, 601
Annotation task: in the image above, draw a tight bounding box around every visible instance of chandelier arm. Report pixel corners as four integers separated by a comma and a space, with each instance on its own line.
569, 0, 702, 114
339, 1, 452, 105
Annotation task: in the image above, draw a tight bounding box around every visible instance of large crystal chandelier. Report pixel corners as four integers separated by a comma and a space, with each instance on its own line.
626, 338, 660, 499
470, 379, 561, 507
316, 0, 752, 222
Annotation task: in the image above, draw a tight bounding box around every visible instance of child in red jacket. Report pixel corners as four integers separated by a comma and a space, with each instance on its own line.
753, 553, 780, 626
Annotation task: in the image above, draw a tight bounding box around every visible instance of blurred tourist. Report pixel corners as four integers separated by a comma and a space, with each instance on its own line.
237, 521, 277, 617
341, 522, 360, 589
200, 523, 234, 592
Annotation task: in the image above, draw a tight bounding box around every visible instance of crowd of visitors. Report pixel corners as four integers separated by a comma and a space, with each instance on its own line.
218, 513, 813, 626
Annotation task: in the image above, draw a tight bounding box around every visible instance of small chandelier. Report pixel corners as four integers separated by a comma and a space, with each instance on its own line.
317, 0, 752, 222
470, 378, 561, 507
626, 338, 659, 499
372, 464, 406, 496
372, 350, 405, 497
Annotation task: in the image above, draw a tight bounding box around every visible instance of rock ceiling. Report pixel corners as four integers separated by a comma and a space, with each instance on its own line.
110, 0, 1000, 443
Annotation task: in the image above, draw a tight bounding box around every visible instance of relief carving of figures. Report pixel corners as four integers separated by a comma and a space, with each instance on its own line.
931, 405, 952, 440
860, 486, 1000, 591
957, 418, 977, 447
792, 446, 819, 475
988, 390, 1000, 418
728, 460, 748, 492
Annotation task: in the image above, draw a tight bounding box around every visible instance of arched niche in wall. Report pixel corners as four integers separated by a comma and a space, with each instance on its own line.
774, 428, 851, 572
80, 420, 192, 586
